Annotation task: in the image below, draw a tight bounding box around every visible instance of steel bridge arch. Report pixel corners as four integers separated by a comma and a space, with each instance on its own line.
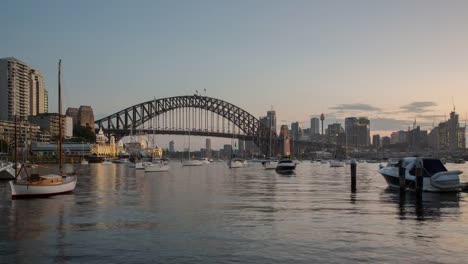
94, 95, 273, 153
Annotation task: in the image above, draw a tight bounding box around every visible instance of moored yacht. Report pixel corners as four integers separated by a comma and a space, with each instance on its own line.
228, 158, 244, 168
0, 162, 15, 180
145, 159, 169, 172
329, 160, 344, 167
9, 60, 77, 199
275, 158, 296, 174
378, 157, 462, 192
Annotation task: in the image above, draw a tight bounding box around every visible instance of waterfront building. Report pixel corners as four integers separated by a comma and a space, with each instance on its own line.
390, 130, 407, 145
78, 105, 94, 128
90, 128, 124, 157
32, 142, 92, 157
310, 117, 320, 135
28, 113, 69, 139
0, 120, 47, 150
66, 107, 79, 126
0, 57, 48, 121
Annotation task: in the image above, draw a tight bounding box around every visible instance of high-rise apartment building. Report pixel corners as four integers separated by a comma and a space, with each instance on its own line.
78, 106, 94, 127
66, 107, 79, 126
0, 57, 47, 121
205, 138, 211, 157
310, 117, 320, 135
345, 117, 370, 147
169, 140, 175, 152
267, 110, 277, 135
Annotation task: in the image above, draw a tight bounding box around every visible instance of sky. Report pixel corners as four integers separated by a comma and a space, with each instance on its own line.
2, 0, 468, 149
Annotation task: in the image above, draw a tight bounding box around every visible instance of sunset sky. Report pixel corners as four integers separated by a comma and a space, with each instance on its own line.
2, 0, 468, 148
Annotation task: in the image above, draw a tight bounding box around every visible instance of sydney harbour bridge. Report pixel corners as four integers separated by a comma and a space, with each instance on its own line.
94, 95, 330, 156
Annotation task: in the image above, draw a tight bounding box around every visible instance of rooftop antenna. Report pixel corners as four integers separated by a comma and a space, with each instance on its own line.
452, 96, 456, 112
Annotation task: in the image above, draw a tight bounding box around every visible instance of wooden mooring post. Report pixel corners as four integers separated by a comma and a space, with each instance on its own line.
351, 159, 357, 192
415, 158, 423, 200
398, 161, 406, 193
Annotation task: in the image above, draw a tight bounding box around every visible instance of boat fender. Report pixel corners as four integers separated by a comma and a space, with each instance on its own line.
430, 170, 462, 190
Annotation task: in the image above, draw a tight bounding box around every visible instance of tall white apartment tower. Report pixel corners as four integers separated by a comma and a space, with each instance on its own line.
0, 57, 47, 120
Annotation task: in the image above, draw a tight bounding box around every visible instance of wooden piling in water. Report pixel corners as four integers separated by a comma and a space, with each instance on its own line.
398, 160, 405, 192
351, 159, 356, 192
415, 158, 423, 198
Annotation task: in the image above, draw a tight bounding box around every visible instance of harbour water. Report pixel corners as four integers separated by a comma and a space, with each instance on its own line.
1, 162, 468, 263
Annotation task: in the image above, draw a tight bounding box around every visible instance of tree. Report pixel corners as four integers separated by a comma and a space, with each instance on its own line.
73, 125, 96, 143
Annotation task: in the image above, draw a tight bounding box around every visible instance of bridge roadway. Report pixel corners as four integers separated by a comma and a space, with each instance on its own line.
100, 128, 257, 141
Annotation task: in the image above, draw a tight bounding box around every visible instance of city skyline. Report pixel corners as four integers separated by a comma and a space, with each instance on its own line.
2, 1, 468, 138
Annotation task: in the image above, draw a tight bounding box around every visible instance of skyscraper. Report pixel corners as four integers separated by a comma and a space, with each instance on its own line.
267, 110, 277, 135
290, 121, 302, 140
345, 117, 370, 147
0, 57, 47, 120
310, 117, 320, 135
205, 138, 211, 158
169, 140, 175, 153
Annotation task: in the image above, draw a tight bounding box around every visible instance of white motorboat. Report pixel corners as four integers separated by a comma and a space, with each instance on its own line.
228, 158, 244, 168
198, 158, 211, 164
102, 159, 113, 165
80, 158, 88, 165
114, 158, 129, 163
329, 160, 344, 167
0, 162, 15, 180
378, 157, 462, 192
135, 161, 152, 169
275, 159, 296, 174
145, 160, 169, 172
9, 60, 77, 199
263, 159, 278, 170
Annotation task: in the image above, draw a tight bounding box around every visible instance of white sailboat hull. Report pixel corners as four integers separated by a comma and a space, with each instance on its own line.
145, 164, 170, 172
9, 176, 77, 198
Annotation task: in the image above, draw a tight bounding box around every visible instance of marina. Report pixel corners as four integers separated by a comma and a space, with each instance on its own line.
1, 161, 468, 263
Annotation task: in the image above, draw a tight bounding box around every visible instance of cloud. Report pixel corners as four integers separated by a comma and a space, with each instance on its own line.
400, 101, 437, 112
370, 118, 412, 131
329, 103, 381, 112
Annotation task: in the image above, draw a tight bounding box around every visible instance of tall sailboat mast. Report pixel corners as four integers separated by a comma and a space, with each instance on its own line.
58, 59, 63, 172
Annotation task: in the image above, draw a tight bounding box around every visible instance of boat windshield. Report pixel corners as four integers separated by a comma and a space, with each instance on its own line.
409, 159, 447, 177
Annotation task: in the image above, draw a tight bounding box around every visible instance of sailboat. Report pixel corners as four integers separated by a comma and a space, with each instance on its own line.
145, 99, 169, 172
9, 60, 77, 199
330, 133, 344, 167
228, 134, 243, 169
182, 130, 203, 166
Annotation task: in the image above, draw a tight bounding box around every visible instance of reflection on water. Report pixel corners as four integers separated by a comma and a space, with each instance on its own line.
1, 162, 468, 263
